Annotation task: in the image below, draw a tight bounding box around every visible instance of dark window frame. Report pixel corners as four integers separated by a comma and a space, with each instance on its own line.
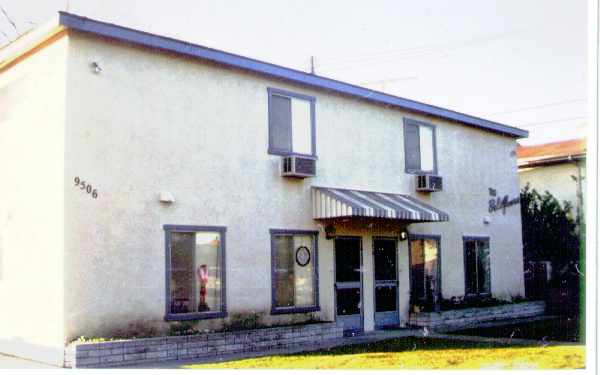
408, 234, 442, 311
267, 87, 317, 157
164, 224, 227, 321
270, 229, 320, 315
462, 236, 492, 298
403, 118, 438, 175
372, 236, 399, 321
333, 235, 364, 333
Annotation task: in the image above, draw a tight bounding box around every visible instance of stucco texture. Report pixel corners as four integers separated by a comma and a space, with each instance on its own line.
519, 162, 585, 212
2, 30, 525, 346
0, 34, 67, 365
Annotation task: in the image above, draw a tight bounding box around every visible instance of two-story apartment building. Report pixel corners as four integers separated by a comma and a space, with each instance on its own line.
0, 12, 528, 366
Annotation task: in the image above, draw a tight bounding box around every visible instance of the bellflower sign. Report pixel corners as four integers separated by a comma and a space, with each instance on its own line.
488, 187, 519, 214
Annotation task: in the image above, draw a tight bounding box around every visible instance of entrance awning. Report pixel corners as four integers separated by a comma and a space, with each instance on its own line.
312, 186, 449, 222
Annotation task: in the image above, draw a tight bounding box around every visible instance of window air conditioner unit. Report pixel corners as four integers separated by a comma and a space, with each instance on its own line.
416, 174, 443, 192
281, 155, 316, 178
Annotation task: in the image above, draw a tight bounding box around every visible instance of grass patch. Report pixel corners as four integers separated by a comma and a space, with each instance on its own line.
184, 337, 585, 370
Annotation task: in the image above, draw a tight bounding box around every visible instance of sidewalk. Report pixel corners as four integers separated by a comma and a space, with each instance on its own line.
0, 353, 57, 369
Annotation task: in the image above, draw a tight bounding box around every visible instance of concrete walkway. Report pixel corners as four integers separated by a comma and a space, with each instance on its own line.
429, 333, 579, 347
0, 353, 57, 369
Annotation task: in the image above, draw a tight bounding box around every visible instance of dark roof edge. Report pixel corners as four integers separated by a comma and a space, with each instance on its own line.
518, 153, 586, 169
58, 12, 528, 139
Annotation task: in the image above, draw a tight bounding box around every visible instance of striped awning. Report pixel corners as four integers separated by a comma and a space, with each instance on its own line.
312, 187, 449, 222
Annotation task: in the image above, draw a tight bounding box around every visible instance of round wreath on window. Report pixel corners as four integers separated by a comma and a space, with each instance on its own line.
295, 246, 311, 267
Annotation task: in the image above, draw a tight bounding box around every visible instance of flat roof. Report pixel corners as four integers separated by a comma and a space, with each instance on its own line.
2, 12, 529, 139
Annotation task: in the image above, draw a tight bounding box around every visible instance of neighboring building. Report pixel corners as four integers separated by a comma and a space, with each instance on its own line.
0, 13, 528, 366
517, 139, 585, 301
517, 138, 586, 221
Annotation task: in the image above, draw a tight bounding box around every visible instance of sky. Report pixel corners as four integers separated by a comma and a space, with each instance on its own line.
0, 0, 588, 145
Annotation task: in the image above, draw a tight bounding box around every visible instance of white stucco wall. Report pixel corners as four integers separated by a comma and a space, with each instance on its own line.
519, 162, 585, 214
62, 31, 524, 340
0, 34, 67, 365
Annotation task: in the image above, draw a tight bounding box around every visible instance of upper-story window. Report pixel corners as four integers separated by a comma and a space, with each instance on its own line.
403, 118, 438, 174
268, 88, 316, 157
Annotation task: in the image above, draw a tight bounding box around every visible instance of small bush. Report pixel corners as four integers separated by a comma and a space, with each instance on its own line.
73, 336, 116, 343
431, 295, 528, 312
169, 321, 200, 336
224, 312, 262, 331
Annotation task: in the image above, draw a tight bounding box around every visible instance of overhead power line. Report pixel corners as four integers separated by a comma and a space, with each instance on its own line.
317, 28, 529, 66
313, 28, 531, 72
518, 116, 586, 128
0, 5, 18, 35
490, 98, 586, 115
359, 76, 418, 85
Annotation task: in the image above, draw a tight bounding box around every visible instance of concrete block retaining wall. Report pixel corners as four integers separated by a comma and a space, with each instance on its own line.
64, 322, 343, 368
408, 301, 546, 329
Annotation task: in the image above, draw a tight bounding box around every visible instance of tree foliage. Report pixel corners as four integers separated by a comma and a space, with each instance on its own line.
520, 184, 580, 273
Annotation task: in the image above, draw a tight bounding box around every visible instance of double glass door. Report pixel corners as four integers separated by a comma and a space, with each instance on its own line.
335, 237, 400, 332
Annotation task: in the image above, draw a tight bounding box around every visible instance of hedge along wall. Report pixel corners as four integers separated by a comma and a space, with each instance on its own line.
64, 322, 343, 368
408, 301, 546, 329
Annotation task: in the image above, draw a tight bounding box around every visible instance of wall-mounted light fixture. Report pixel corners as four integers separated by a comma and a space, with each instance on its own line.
324, 224, 336, 240
398, 228, 409, 241
159, 191, 175, 204
91, 61, 102, 74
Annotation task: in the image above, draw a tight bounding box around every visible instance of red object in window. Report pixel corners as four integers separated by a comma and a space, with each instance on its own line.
196, 265, 209, 311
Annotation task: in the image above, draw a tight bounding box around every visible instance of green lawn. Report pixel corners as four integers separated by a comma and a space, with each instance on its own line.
184, 337, 585, 370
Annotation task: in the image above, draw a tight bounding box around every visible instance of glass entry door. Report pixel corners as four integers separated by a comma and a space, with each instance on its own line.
373, 238, 399, 328
334, 237, 363, 335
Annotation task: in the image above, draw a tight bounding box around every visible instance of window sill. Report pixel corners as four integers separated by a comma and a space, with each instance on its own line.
268, 149, 318, 159
405, 169, 438, 176
464, 293, 492, 299
164, 311, 227, 321
270, 306, 320, 315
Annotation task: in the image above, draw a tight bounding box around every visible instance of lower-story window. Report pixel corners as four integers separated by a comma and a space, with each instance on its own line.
463, 236, 491, 297
409, 235, 441, 311
270, 229, 319, 314
164, 225, 227, 320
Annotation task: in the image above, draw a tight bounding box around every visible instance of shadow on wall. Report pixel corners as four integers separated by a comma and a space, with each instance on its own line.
0, 337, 63, 368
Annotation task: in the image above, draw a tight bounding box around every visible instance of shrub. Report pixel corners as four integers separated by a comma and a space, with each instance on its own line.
417, 296, 530, 312
169, 321, 200, 336
224, 312, 262, 331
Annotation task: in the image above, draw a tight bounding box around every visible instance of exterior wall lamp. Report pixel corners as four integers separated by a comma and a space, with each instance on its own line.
398, 228, 409, 241
324, 224, 336, 239
159, 191, 175, 204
